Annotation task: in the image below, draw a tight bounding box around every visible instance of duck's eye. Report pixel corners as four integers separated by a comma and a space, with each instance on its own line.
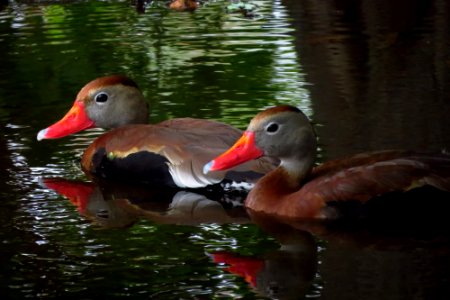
94, 92, 109, 104
265, 122, 279, 133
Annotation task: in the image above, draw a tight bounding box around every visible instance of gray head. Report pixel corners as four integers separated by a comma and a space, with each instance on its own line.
37, 75, 149, 140
80, 75, 149, 128
204, 105, 317, 181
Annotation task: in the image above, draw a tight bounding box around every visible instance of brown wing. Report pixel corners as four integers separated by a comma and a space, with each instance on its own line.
158, 118, 278, 174
310, 150, 415, 178
82, 120, 276, 188
159, 117, 240, 136
300, 151, 450, 204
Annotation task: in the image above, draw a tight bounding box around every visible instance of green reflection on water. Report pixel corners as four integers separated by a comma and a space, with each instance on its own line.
0, 1, 311, 298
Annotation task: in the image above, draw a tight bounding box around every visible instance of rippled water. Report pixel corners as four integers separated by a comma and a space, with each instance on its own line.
0, 1, 310, 299
1, 0, 450, 299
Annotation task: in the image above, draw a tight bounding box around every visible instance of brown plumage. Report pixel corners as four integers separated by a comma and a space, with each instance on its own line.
37, 75, 276, 188
169, 0, 198, 11
205, 105, 450, 219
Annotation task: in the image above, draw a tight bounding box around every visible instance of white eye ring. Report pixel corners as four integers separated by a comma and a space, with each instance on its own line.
94, 92, 109, 105
265, 122, 279, 134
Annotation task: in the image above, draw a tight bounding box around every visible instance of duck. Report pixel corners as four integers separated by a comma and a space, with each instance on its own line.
37, 75, 276, 189
204, 105, 450, 219
169, 0, 198, 11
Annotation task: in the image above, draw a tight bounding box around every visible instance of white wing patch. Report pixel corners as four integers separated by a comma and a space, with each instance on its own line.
161, 144, 225, 188
168, 160, 226, 188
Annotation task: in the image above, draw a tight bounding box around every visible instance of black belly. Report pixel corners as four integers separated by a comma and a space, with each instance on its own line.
89, 148, 177, 187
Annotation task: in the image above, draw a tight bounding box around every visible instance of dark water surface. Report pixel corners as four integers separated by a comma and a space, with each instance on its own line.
1, 0, 450, 299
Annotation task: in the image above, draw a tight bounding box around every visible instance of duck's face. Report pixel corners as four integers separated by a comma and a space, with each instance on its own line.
37, 75, 149, 141
81, 80, 148, 129
204, 105, 317, 173
249, 107, 316, 160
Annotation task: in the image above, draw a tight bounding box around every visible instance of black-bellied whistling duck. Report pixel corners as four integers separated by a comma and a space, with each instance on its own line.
204, 105, 450, 219
37, 75, 276, 188
169, 0, 198, 11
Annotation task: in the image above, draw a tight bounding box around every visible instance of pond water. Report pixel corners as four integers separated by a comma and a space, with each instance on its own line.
1, 0, 450, 299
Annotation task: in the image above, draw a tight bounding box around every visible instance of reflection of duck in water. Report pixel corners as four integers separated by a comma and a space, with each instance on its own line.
205, 105, 450, 219
41, 178, 249, 228
210, 220, 318, 300
37, 75, 276, 189
210, 212, 450, 300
